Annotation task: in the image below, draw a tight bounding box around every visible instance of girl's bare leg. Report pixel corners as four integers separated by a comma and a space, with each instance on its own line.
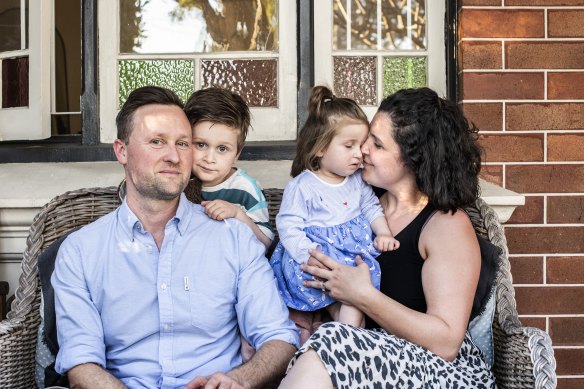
279, 349, 333, 389
326, 301, 364, 327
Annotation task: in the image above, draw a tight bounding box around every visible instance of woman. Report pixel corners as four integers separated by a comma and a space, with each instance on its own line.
279, 88, 496, 388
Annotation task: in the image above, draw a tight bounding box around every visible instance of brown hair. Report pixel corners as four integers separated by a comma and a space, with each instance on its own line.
116, 86, 184, 143
291, 86, 368, 177
184, 87, 251, 153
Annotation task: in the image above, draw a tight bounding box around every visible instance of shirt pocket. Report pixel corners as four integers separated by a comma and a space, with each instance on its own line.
188, 284, 234, 332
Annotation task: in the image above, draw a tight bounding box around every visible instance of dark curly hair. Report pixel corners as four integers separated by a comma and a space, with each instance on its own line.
378, 87, 481, 213
291, 86, 368, 177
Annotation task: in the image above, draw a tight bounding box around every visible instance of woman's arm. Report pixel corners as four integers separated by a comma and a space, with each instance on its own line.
304, 210, 480, 361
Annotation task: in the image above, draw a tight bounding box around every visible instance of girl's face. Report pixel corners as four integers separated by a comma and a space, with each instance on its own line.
315, 121, 368, 183
361, 112, 407, 190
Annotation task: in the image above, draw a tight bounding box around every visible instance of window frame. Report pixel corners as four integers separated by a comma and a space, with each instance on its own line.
0, 0, 459, 163
0, 0, 51, 141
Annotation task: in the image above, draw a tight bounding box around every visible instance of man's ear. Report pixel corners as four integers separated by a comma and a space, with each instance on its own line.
113, 139, 128, 165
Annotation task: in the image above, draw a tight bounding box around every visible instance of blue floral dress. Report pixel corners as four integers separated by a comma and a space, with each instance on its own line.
270, 170, 383, 311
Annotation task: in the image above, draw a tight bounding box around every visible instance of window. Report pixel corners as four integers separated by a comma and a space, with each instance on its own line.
314, 0, 446, 119
98, 0, 296, 143
0, 0, 452, 160
0, 0, 50, 141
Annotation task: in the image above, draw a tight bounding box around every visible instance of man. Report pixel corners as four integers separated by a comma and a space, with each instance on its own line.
52, 86, 299, 389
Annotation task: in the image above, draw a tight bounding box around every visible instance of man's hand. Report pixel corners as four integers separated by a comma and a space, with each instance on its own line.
202, 200, 242, 221
185, 372, 249, 389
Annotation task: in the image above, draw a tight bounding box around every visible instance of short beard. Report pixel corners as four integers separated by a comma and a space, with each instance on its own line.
134, 177, 187, 202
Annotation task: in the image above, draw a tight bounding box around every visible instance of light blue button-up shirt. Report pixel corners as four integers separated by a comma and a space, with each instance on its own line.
53, 194, 299, 389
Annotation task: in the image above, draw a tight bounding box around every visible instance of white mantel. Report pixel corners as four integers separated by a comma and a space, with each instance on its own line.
0, 161, 525, 296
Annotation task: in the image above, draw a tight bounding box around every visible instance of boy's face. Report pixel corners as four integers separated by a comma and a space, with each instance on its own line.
191, 120, 240, 187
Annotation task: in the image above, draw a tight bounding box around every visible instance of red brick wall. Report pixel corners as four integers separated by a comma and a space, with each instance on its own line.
459, 1, 584, 386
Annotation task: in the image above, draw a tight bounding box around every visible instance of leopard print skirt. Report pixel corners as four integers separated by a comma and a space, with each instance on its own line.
287, 322, 497, 389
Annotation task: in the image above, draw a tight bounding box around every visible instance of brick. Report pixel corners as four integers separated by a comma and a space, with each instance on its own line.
460, 10, 544, 38
507, 0, 584, 5
478, 134, 543, 162
510, 256, 543, 284
548, 73, 584, 100
558, 378, 584, 389
550, 317, 584, 346
462, 103, 503, 131
555, 348, 584, 375
460, 41, 502, 69
548, 134, 584, 161
507, 103, 584, 131
518, 316, 546, 332
506, 42, 584, 69
515, 286, 584, 314
462, 73, 544, 100
549, 11, 584, 38
506, 226, 584, 253
548, 196, 584, 224
506, 165, 584, 193
547, 256, 584, 284
507, 196, 544, 224
479, 165, 503, 186
461, 0, 501, 5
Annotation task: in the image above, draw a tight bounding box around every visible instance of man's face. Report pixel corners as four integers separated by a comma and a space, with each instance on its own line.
191, 121, 240, 187
114, 104, 193, 201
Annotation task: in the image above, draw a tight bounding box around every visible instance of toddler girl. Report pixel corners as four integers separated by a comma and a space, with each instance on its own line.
270, 86, 399, 328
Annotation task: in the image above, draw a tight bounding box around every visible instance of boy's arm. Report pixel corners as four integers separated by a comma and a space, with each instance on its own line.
202, 200, 272, 249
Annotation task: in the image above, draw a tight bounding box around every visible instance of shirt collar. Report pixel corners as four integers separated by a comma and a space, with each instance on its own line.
118, 193, 192, 240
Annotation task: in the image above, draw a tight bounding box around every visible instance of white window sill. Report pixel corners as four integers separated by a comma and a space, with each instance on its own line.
0, 162, 525, 223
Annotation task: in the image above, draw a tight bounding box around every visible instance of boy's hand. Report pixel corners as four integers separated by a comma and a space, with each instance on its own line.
201, 200, 242, 221
374, 234, 400, 252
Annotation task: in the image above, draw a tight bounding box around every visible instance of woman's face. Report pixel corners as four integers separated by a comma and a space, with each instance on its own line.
361, 112, 407, 190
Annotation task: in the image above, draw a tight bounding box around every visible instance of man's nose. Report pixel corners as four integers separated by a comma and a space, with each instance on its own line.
165, 144, 180, 163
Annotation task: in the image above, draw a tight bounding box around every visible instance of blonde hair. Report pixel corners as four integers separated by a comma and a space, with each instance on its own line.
291, 86, 368, 177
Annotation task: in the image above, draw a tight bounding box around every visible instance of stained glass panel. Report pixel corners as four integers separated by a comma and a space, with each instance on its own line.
333, 0, 426, 51
118, 60, 194, 107
333, 56, 376, 106
2, 56, 29, 108
120, 0, 278, 54
383, 56, 426, 97
201, 59, 277, 107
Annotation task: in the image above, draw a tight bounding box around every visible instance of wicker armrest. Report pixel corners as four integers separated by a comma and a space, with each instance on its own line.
468, 198, 557, 389
493, 321, 556, 389
0, 187, 121, 388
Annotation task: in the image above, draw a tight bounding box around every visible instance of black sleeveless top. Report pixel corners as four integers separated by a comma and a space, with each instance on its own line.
365, 202, 437, 329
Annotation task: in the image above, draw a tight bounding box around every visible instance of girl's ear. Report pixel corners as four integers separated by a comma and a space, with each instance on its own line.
316, 148, 325, 158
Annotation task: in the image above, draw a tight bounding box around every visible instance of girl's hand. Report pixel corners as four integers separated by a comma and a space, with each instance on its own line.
202, 200, 242, 221
301, 250, 376, 307
374, 234, 400, 252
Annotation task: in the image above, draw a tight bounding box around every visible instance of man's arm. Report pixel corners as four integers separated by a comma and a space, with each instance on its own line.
186, 340, 296, 389
228, 340, 296, 388
68, 363, 126, 389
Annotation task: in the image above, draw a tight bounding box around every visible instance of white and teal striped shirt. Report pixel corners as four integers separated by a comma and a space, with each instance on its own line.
201, 168, 275, 241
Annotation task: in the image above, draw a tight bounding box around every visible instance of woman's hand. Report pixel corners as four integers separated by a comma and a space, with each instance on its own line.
301, 250, 376, 307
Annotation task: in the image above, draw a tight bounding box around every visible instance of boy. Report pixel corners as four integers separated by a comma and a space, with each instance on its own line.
184, 87, 274, 249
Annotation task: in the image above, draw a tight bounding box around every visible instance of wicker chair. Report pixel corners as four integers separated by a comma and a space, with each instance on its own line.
0, 187, 556, 388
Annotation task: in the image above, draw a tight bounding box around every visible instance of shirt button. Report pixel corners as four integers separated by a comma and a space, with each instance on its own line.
163, 324, 170, 331
146, 245, 153, 253
161, 283, 167, 290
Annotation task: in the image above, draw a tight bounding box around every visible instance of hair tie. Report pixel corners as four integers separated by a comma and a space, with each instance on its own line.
323, 95, 335, 103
